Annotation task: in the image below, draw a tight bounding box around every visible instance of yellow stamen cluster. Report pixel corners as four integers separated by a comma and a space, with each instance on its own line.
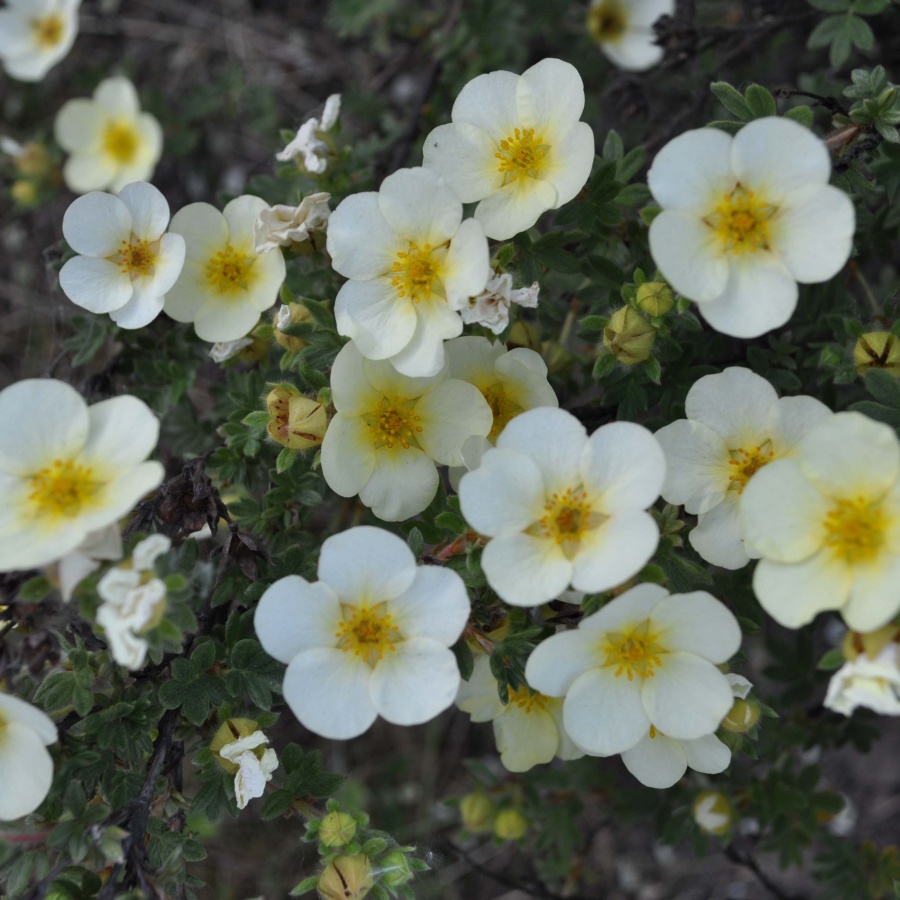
483, 384, 523, 441
587, 0, 627, 41
102, 121, 140, 165
27, 459, 98, 519
727, 440, 775, 493
31, 13, 65, 48
507, 685, 548, 714
205, 245, 255, 294
335, 603, 402, 666
366, 396, 423, 451
496, 128, 549, 184
823, 496, 886, 564
603, 622, 665, 680
707, 185, 775, 255
115, 237, 157, 278
390, 242, 443, 303
538, 486, 593, 546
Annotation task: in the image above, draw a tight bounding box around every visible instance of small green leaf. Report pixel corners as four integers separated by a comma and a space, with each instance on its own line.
817, 648, 845, 671
851, 0, 888, 13
807, 13, 845, 48
784, 105, 815, 127
710, 81, 752, 119
602, 129, 624, 160
808, 0, 849, 10
744, 84, 777, 118
864, 368, 900, 408
829, 28, 852, 67
847, 13, 874, 48
18, 576, 53, 602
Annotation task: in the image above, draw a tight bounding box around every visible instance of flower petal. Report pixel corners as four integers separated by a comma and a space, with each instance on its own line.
334, 279, 417, 360
387, 299, 461, 378
193, 296, 261, 343
422, 122, 502, 203
685, 367, 778, 447
327, 192, 399, 280
621, 732, 687, 788
378, 167, 462, 246
516, 58, 585, 137
62, 191, 131, 255
451, 69, 520, 139
318, 526, 417, 602
118, 181, 169, 240
0, 724, 54, 820
456, 654, 505, 722
254, 576, 341, 663
416, 379, 492, 466
649, 211, 728, 302
63, 152, 118, 194
320, 414, 376, 499
389, 564, 470, 644
59, 256, 133, 313
481, 531, 573, 607
283, 648, 377, 739
474, 177, 558, 241
571, 510, 660, 593
654, 419, 730, 515
524, 628, 600, 697
370, 638, 460, 725
494, 707, 559, 772
80, 395, 159, 469
54, 99, 104, 151
844, 551, 900, 632
539, 121, 595, 208
359, 448, 439, 521
689, 499, 750, 570
0, 693, 57, 745
682, 733, 731, 774
442, 218, 491, 305
94, 76, 140, 118
650, 591, 741, 663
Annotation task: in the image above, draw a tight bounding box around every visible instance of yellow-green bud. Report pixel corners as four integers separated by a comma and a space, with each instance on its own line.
15, 142, 53, 178
854, 331, 900, 378
635, 281, 675, 317
11, 180, 38, 207
317, 855, 373, 900
319, 811, 357, 848
274, 302, 314, 353
541, 340, 574, 376
493, 808, 528, 841
266, 384, 328, 451
692, 790, 734, 836
721, 698, 761, 733
210, 718, 259, 774
603, 307, 656, 365
507, 321, 542, 352
459, 792, 493, 833
378, 850, 413, 888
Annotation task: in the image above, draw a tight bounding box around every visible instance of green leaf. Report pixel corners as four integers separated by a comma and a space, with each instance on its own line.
817, 648, 845, 670
784, 105, 815, 127
744, 84, 777, 118
592, 352, 617, 380
452, 640, 474, 681
807, 13, 846, 47
641, 356, 662, 385
710, 81, 751, 119
808, 0, 849, 9
275, 447, 297, 474
864, 368, 900, 407
829, 27, 852, 67
18, 576, 53, 602
406, 526, 424, 559
851, 0, 888, 13
602, 129, 624, 160
847, 12, 874, 48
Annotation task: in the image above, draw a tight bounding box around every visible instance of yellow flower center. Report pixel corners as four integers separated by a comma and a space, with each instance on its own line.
726, 440, 775, 494
335, 603, 402, 666
603, 622, 665, 680
102, 121, 140, 166
31, 13, 65, 48
707, 185, 776, 255
537, 486, 595, 551
496, 128, 550, 184
27, 459, 99, 519
483, 384, 523, 441
588, 0, 627, 41
649, 724, 659, 739
507, 685, 548, 713
365, 396, 423, 451
390, 242, 445, 303
205, 245, 256, 295
823, 496, 887, 564
114, 237, 158, 279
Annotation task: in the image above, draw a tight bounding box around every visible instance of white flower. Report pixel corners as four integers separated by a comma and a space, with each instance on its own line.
320, 341, 492, 522
327, 166, 489, 377
209, 338, 253, 363
96, 534, 171, 669
740, 412, 900, 632
0, 692, 57, 821
525, 583, 742, 756
620, 728, 731, 789
423, 58, 595, 240
461, 272, 540, 334
458, 407, 665, 607
54, 523, 122, 602
825, 643, 900, 717
254, 526, 471, 740
218, 731, 279, 809
587, 0, 673, 72
647, 117, 855, 337
163, 195, 286, 342
276, 94, 341, 174
254, 192, 331, 253
54, 76, 163, 194
456, 654, 583, 772
0, 0, 80, 82
0, 379, 164, 573
59, 182, 186, 329
655, 367, 831, 569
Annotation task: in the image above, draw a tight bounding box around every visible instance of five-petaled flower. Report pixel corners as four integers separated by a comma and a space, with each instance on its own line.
0, 0, 81, 82
587, 0, 674, 72
254, 526, 470, 739
647, 117, 855, 338
0, 693, 58, 821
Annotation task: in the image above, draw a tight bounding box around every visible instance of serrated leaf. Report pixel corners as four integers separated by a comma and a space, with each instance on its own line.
710, 81, 752, 119
744, 84, 777, 118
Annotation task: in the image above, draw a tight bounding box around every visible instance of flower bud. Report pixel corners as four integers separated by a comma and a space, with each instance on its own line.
853, 331, 900, 378
11, 180, 38, 207
15, 142, 53, 178
721, 698, 761, 733
210, 718, 259, 774
493, 807, 528, 841
842, 624, 899, 661
274, 302, 314, 353
603, 307, 656, 365
507, 321, 542, 352
266, 384, 328, 450
378, 849, 413, 888
459, 792, 493, 833
692, 790, 733, 836
317, 855, 373, 900
635, 282, 675, 317
319, 810, 357, 848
